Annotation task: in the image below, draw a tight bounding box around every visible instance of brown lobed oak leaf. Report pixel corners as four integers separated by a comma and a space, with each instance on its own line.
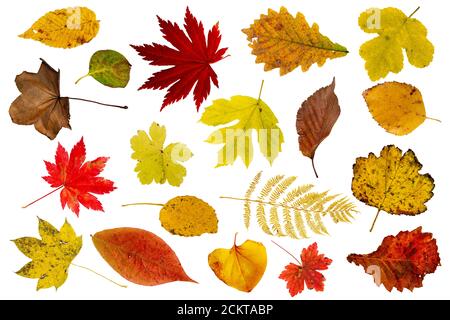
296, 78, 340, 177
92, 228, 196, 286
9, 59, 70, 140
348, 227, 440, 292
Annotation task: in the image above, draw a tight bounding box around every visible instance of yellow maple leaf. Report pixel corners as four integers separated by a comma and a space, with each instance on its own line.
359, 7, 434, 81
131, 122, 193, 187
352, 145, 434, 232
208, 235, 267, 292
200, 81, 284, 167
242, 7, 348, 75
19, 7, 99, 48
363, 82, 440, 136
13, 218, 82, 290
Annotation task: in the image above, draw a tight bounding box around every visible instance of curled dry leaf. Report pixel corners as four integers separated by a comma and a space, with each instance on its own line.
76, 50, 131, 88
296, 78, 340, 177
92, 228, 196, 286
348, 227, 440, 292
363, 82, 438, 136
13, 218, 82, 290
131, 122, 193, 187
208, 235, 267, 292
352, 145, 434, 232
242, 7, 348, 75
19, 7, 99, 48
359, 7, 434, 81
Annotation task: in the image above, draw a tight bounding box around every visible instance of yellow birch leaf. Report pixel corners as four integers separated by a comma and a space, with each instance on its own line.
13, 218, 82, 290
159, 196, 218, 237
208, 236, 267, 292
242, 7, 348, 75
19, 7, 99, 48
359, 7, 434, 81
131, 122, 193, 187
352, 145, 434, 232
363, 82, 428, 136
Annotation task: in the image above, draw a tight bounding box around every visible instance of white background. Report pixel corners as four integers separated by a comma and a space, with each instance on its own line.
0, 0, 448, 300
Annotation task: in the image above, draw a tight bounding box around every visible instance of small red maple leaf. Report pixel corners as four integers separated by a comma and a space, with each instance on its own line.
275, 242, 332, 297
23, 138, 115, 215
131, 7, 228, 111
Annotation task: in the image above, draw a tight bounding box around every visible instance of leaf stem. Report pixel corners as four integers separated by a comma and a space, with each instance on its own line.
257, 80, 265, 103
122, 202, 165, 208
22, 186, 63, 209
74, 74, 90, 85
271, 240, 302, 265
71, 263, 127, 288
369, 208, 382, 232
66, 97, 128, 109
408, 6, 421, 18
311, 158, 319, 178
426, 116, 442, 123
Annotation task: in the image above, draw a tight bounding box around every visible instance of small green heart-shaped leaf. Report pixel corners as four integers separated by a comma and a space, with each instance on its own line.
76, 50, 131, 88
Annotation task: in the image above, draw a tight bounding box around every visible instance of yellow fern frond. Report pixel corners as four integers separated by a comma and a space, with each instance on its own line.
256, 203, 272, 235
259, 175, 284, 199
269, 176, 297, 202
244, 171, 262, 228
283, 208, 298, 239
293, 209, 308, 238
283, 184, 314, 204
269, 207, 285, 236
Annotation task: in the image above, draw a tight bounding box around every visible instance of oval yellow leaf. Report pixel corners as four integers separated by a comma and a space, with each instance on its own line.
363, 82, 427, 135
159, 196, 218, 237
19, 7, 99, 48
208, 236, 267, 292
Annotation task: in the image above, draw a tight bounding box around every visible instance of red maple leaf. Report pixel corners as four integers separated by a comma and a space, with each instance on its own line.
276, 242, 332, 297
348, 227, 440, 292
23, 138, 115, 215
131, 7, 227, 111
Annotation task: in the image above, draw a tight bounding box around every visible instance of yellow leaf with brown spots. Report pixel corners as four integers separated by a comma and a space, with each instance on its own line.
363, 82, 431, 136
352, 145, 434, 232
242, 7, 348, 75
19, 7, 99, 48
159, 196, 218, 237
208, 236, 267, 292
13, 218, 82, 290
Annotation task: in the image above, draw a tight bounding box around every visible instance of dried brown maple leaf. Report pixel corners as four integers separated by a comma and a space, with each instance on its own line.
296, 78, 340, 177
9, 59, 127, 140
348, 227, 440, 292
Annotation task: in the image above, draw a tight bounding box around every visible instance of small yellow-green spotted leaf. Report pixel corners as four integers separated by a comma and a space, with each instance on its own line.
131, 122, 193, 187
76, 50, 131, 88
19, 7, 99, 48
200, 85, 284, 167
159, 196, 218, 237
359, 7, 434, 81
13, 218, 82, 290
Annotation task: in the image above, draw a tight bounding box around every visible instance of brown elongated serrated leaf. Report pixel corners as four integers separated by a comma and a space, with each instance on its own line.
296, 78, 340, 177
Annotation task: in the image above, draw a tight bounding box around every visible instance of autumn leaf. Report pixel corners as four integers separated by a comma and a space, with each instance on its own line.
9, 59, 127, 140
19, 7, 99, 48
131, 7, 227, 110
208, 235, 267, 292
296, 78, 340, 177
92, 228, 196, 286
76, 50, 131, 88
23, 138, 116, 215
200, 81, 284, 167
13, 218, 82, 290
242, 7, 348, 75
359, 7, 434, 81
275, 242, 332, 297
131, 122, 193, 187
123, 196, 218, 237
352, 145, 434, 231
363, 82, 439, 136
348, 227, 440, 292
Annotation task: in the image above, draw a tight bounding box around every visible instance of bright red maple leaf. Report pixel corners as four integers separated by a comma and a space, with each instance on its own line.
23, 138, 115, 215
131, 7, 227, 111
277, 242, 332, 297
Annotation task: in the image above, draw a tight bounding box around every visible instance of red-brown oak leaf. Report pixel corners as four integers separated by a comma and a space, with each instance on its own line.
347, 227, 440, 292
131, 7, 227, 111
24, 138, 115, 215
279, 242, 332, 297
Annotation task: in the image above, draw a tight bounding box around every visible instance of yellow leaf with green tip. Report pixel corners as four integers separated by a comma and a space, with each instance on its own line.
13, 218, 82, 290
